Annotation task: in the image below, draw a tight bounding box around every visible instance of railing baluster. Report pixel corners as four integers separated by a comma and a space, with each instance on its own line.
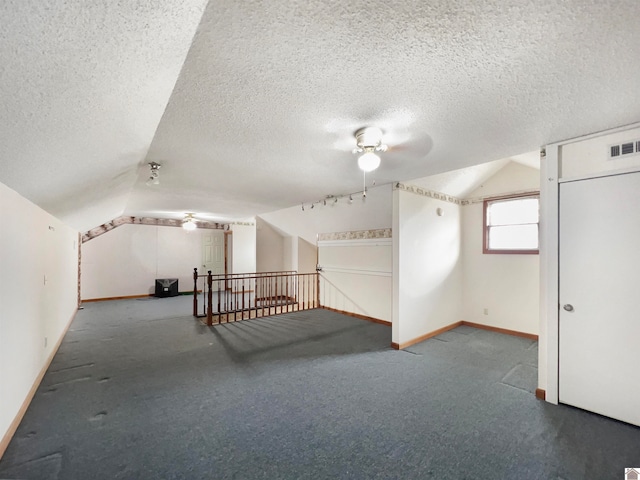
260, 276, 264, 318
224, 279, 228, 323
285, 274, 289, 313
234, 278, 237, 322
275, 275, 279, 314
267, 276, 271, 316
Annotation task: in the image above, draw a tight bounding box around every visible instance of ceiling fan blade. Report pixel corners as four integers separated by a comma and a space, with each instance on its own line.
383, 133, 433, 165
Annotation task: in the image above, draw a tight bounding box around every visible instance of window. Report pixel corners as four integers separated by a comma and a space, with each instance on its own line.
483, 193, 539, 254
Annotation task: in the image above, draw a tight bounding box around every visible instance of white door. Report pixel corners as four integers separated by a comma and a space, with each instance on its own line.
559, 171, 640, 426
202, 230, 225, 275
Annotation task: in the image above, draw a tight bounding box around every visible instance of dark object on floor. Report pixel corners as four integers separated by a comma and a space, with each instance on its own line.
154, 278, 178, 297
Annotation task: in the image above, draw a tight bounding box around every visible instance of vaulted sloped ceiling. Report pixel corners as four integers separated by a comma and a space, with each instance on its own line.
0, 0, 209, 229
2, 0, 640, 232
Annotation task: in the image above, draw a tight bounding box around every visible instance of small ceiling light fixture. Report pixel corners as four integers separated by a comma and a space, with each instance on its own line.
353, 127, 387, 172
146, 162, 161, 186
182, 214, 197, 231
358, 152, 381, 172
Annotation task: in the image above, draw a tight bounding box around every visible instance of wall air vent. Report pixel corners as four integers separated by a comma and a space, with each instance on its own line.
608, 139, 640, 160
621, 142, 634, 155
610, 145, 620, 157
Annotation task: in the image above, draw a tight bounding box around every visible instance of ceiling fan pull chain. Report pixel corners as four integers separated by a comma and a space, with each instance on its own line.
363, 171, 367, 200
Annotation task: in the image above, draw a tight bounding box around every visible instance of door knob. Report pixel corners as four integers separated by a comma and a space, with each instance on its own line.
563, 304, 574, 312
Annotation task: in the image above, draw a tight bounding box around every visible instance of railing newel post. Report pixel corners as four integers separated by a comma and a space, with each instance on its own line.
193, 268, 198, 317
207, 270, 213, 326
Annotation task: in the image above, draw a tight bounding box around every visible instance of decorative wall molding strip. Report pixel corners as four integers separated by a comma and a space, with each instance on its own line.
230, 221, 255, 227
318, 238, 392, 248
82, 216, 226, 243
394, 183, 539, 207
462, 189, 540, 205
317, 228, 391, 242
394, 183, 462, 205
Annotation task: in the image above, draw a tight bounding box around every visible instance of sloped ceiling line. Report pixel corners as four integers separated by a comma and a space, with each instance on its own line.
82, 216, 225, 243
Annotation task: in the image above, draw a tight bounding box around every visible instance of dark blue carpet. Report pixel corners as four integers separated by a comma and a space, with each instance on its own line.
1, 297, 639, 479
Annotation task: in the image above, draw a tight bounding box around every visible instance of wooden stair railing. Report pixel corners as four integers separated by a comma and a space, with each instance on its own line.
192, 269, 319, 326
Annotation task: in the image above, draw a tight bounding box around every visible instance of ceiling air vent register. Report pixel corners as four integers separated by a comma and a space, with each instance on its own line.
609, 139, 640, 160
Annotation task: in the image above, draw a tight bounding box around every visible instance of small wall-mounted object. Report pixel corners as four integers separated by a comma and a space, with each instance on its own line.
436, 208, 444, 217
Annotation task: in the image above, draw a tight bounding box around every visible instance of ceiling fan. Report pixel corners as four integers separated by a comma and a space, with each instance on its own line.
311, 123, 432, 178
352, 127, 387, 172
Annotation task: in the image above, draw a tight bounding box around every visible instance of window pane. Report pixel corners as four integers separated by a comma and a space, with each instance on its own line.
488, 198, 538, 226
488, 224, 538, 250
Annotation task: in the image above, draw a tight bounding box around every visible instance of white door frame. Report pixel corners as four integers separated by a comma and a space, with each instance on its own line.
540, 121, 640, 405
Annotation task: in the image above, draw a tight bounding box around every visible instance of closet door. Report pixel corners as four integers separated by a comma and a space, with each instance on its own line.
559, 171, 640, 426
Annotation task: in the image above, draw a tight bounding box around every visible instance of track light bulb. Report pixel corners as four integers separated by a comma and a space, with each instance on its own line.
145, 175, 160, 186
146, 162, 162, 187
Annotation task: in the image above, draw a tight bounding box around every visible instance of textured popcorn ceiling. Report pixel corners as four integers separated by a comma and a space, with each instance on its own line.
0, 0, 209, 229
1, 0, 640, 230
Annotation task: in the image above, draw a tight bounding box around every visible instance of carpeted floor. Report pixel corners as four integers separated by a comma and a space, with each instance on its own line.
1, 297, 639, 479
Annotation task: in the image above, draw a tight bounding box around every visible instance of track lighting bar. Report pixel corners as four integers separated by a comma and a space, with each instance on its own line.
300, 188, 371, 211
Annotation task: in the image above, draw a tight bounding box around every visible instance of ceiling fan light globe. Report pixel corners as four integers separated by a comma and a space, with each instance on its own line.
182, 219, 197, 231
358, 152, 380, 172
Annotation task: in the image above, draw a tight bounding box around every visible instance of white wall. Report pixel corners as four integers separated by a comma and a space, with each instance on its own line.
81, 223, 206, 299
283, 236, 297, 271
393, 188, 463, 346
319, 238, 392, 321
461, 162, 540, 335
0, 181, 78, 450
230, 223, 256, 274
256, 218, 285, 272
298, 238, 317, 274
259, 183, 392, 245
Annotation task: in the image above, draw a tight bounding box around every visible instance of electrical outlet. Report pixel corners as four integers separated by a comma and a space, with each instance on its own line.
483, 308, 489, 315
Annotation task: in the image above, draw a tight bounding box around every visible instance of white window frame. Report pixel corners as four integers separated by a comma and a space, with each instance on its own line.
483, 193, 540, 255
